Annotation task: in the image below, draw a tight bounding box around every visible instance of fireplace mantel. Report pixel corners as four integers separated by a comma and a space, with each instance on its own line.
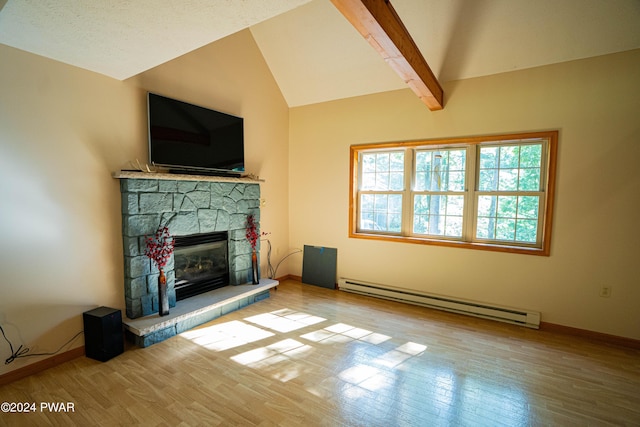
113, 170, 265, 183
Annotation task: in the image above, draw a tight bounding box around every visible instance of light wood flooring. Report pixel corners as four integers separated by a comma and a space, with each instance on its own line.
1, 279, 639, 426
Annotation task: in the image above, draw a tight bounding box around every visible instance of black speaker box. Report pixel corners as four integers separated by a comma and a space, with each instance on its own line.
83, 306, 124, 362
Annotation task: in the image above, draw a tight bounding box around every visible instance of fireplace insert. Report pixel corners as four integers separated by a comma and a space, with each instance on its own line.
173, 232, 229, 300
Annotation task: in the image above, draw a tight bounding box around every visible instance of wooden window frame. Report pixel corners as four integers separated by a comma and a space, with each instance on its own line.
349, 131, 558, 256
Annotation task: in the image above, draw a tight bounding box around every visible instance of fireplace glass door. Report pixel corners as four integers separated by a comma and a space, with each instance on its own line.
174, 232, 229, 300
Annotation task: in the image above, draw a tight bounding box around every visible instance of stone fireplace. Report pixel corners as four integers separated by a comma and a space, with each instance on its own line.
118, 172, 262, 319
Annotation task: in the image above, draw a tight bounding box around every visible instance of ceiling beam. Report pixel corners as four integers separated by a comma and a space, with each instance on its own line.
331, 0, 444, 110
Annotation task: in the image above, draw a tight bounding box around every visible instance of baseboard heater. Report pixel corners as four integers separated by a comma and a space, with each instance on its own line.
338, 278, 540, 329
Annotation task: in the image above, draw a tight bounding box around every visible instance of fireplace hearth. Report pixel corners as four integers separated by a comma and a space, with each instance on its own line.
174, 232, 229, 300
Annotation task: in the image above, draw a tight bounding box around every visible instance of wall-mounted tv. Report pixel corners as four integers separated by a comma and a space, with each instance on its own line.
148, 92, 244, 176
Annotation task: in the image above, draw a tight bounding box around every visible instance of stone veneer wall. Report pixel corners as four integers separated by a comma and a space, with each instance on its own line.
120, 177, 260, 319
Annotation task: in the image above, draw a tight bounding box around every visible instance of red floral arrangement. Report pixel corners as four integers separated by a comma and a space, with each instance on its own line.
245, 214, 268, 251
145, 226, 174, 268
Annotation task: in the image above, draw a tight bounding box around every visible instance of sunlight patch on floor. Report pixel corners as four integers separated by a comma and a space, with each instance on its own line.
181, 308, 432, 397
372, 342, 427, 368
373, 349, 414, 368
181, 320, 274, 351
334, 341, 429, 392
359, 370, 397, 392
231, 346, 278, 365
300, 329, 335, 342
339, 364, 381, 385
396, 342, 427, 355
300, 322, 392, 346
245, 310, 327, 332
230, 338, 315, 383
358, 332, 392, 345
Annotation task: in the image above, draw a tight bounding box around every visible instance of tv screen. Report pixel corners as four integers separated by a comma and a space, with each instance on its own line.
148, 92, 245, 175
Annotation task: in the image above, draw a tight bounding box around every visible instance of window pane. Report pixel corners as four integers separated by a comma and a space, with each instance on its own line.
359, 193, 403, 232
360, 211, 375, 230
500, 146, 519, 168
496, 218, 516, 240
416, 151, 431, 171
445, 216, 463, 237
362, 172, 376, 189
415, 151, 433, 191
477, 195, 497, 217
414, 215, 428, 234
518, 168, 540, 191
476, 217, 492, 239
390, 172, 404, 191
480, 147, 498, 169
497, 196, 517, 218
413, 195, 431, 234
376, 172, 389, 190
374, 194, 388, 211
415, 172, 429, 191
480, 144, 543, 193
449, 150, 465, 170
516, 219, 537, 243
413, 194, 463, 238
498, 169, 518, 191
361, 151, 404, 191
517, 196, 539, 219
479, 170, 498, 191
390, 152, 404, 170
430, 194, 446, 216
476, 195, 540, 244
442, 150, 466, 192
446, 196, 464, 216
376, 153, 390, 171
361, 194, 374, 211
433, 214, 446, 235
389, 214, 402, 232
375, 212, 388, 230
415, 149, 465, 192
414, 195, 429, 215
362, 154, 376, 172
448, 171, 465, 191
389, 194, 403, 213
520, 144, 542, 168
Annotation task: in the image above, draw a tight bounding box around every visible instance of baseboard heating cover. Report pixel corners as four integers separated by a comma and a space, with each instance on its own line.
338, 278, 540, 329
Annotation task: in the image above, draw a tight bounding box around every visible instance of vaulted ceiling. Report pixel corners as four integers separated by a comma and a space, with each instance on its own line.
1, 0, 639, 107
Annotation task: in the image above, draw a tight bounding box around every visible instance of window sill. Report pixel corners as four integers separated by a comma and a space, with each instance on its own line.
349, 231, 550, 256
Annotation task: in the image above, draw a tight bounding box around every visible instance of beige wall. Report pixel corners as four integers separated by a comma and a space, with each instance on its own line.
1, 29, 638, 379
0, 44, 142, 376
0, 29, 290, 375
288, 49, 640, 340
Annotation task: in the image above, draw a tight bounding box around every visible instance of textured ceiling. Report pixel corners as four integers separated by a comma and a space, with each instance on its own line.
251, 0, 640, 106
0, 0, 311, 80
1, 0, 639, 107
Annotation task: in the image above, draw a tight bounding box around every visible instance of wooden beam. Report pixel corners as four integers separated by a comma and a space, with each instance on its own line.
331, 0, 444, 110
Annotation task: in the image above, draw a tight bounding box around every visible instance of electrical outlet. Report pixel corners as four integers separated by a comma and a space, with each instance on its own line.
599, 285, 612, 298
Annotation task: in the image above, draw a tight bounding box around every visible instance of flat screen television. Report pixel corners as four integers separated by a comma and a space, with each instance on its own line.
148, 92, 245, 176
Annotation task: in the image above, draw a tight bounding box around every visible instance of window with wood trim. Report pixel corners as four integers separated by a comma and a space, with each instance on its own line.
349, 131, 558, 255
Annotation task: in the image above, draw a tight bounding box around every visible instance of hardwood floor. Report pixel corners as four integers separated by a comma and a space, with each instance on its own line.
1, 279, 639, 426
